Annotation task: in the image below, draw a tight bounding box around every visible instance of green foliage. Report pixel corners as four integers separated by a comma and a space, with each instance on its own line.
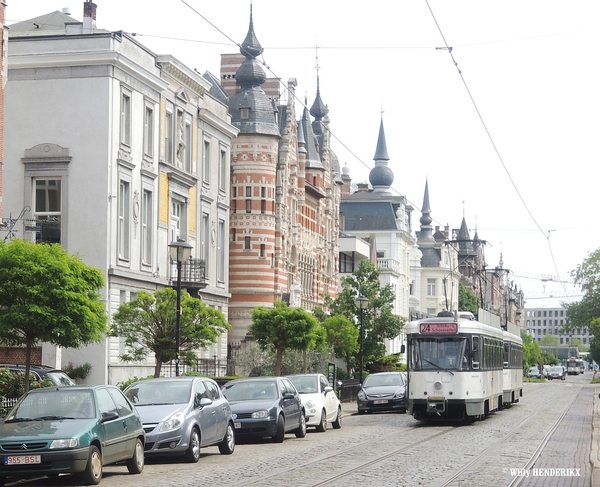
0, 368, 53, 399
62, 362, 92, 381
0, 239, 107, 392
521, 331, 542, 368
116, 375, 155, 391
110, 287, 230, 377
250, 301, 321, 376
323, 260, 405, 375
369, 354, 406, 372
320, 314, 359, 359
458, 283, 480, 314
539, 334, 559, 346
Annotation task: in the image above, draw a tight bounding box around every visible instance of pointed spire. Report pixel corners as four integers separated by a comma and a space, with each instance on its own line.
420, 179, 432, 226
369, 114, 393, 192
240, 4, 263, 59
310, 46, 328, 121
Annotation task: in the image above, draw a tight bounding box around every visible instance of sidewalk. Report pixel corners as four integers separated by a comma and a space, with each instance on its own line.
592, 386, 600, 485
341, 400, 357, 417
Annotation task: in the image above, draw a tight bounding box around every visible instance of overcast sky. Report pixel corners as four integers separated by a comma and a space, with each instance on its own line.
8, 1, 599, 308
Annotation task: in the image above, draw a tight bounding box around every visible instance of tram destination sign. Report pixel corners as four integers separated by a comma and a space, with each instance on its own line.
420, 322, 458, 334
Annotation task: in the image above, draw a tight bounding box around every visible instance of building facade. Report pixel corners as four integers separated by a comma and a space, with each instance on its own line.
525, 307, 588, 346
4, 3, 237, 384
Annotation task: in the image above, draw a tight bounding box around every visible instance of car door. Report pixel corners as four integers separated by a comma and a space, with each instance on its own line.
95, 387, 126, 464
107, 387, 140, 460
194, 379, 218, 445
280, 378, 301, 430
320, 375, 337, 422
205, 380, 229, 443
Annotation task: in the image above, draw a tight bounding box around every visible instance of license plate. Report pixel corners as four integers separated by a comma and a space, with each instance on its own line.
234, 422, 241, 429
5, 455, 41, 465
373, 399, 388, 404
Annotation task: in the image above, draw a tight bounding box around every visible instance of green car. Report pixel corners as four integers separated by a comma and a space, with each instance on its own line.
0, 385, 145, 486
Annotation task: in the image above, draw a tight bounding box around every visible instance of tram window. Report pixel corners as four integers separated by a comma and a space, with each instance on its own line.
472, 336, 480, 369
503, 342, 509, 368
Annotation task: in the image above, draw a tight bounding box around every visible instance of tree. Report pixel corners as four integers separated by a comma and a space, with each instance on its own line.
564, 248, 600, 362
249, 301, 320, 376
521, 331, 542, 368
0, 239, 107, 392
539, 334, 559, 346
458, 283, 480, 314
111, 288, 229, 377
323, 260, 405, 375
321, 315, 359, 365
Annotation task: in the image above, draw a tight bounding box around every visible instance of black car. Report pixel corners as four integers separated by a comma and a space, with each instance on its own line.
222, 377, 306, 442
0, 364, 75, 387
547, 366, 566, 380
357, 371, 407, 415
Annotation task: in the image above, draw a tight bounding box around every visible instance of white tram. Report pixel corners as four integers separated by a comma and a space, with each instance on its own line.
406, 312, 523, 422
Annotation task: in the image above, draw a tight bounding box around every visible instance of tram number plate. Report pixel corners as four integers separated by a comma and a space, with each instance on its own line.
234, 422, 241, 429
5, 455, 41, 465
373, 399, 388, 404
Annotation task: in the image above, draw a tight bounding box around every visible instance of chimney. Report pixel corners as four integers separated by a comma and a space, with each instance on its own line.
83, 0, 97, 33
62, 7, 72, 15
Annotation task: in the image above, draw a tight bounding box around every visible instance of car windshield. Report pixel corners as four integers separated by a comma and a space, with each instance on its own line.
222, 381, 278, 401
47, 371, 76, 387
364, 374, 404, 387
5, 390, 95, 422
124, 381, 192, 405
288, 376, 318, 394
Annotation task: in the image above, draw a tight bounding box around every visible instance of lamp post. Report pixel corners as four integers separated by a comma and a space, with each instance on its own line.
168, 238, 193, 376
355, 294, 369, 385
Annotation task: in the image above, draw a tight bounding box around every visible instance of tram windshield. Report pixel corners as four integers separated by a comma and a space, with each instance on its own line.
410, 337, 470, 371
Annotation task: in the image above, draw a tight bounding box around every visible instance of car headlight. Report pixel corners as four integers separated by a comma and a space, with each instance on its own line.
357, 391, 366, 401
305, 400, 315, 409
393, 390, 405, 399
251, 410, 269, 419
160, 412, 184, 432
50, 438, 78, 449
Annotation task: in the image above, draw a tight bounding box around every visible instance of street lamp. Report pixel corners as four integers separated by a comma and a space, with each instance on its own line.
168, 238, 193, 376
355, 294, 369, 385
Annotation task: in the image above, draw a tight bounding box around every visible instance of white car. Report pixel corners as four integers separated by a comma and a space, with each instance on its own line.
287, 373, 342, 432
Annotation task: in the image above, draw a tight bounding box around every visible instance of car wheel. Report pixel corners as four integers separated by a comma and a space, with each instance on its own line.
183, 427, 201, 463
332, 406, 342, 429
295, 411, 307, 438
316, 409, 327, 432
82, 445, 102, 485
0, 478, 6, 487
358, 409, 366, 415
126, 437, 144, 474
218, 422, 235, 454
273, 414, 285, 443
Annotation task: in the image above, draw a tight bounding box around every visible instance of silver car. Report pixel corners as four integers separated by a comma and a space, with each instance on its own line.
124, 377, 235, 462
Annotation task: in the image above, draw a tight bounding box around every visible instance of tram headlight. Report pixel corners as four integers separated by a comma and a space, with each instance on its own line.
434, 380, 442, 390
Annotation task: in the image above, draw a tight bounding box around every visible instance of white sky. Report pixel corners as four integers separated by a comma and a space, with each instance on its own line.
7, 1, 600, 308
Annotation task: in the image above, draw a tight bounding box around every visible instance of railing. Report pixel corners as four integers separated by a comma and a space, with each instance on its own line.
170, 258, 207, 286
160, 358, 236, 378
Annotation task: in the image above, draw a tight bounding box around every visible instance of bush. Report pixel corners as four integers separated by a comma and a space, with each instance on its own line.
0, 368, 53, 399
62, 362, 92, 381
116, 375, 155, 391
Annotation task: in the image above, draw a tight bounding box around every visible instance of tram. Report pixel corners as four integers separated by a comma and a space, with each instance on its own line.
406, 311, 523, 422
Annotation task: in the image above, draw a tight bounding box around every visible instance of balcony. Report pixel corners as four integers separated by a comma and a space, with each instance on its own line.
170, 258, 208, 289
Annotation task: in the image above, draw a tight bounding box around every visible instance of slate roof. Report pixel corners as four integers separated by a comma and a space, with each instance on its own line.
8, 10, 107, 36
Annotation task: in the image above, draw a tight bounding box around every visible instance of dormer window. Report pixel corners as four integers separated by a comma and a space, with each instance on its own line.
240, 107, 250, 120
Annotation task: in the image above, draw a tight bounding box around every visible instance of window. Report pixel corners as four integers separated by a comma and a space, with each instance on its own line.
165, 109, 174, 164
143, 104, 154, 158
261, 187, 266, 214
217, 219, 226, 283
219, 149, 227, 191
246, 186, 252, 213
244, 236, 251, 250
120, 90, 132, 147
141, 190, 153, 265
240, 107, 250, 119
184, 118, 192, 172
427, 279, 436, 296
202, 213, 210, 276
34, 179, 61, 244
203, 140, 211, 183
171, 199, 183, 242
260, 243, 265, 258
118, 180, 130, 260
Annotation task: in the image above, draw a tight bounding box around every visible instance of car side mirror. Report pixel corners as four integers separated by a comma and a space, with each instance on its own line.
101, 411, 119, 423
323, 386, 333, 394
282, 392, 295, 399
199, 397, 212, 408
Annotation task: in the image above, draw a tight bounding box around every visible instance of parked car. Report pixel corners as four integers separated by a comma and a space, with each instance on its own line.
222, 377, 306, 442
287, 373, 342, 431
123, 377, 235, 462
357, 371, 407, 415
0, 363, 75, 387
0, 385, 144, 486
528, 366, 541, 379
547, 365, 566, 381
542, 365, 552, 378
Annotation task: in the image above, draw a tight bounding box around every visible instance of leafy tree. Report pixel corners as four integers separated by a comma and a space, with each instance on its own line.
458, 283, 480, 313
521, 331, 542, 368
564, 248, 600, 362
249, 301, 320, 376
323, 260, 405, 376
321, 314, 359, 364
111, 288, 229, 377
539, 334, 559, 346
0, 239, 107, 392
